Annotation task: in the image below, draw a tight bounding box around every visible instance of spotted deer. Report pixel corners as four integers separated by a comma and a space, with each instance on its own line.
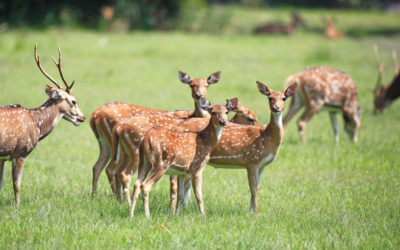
130, 98, 236, 218
324, 17, 343, 39
253, 12, 306, 35
373, 46, 400, 114
0, 45, 85, 205
90, 71, 221, 197
282, 66, 361, 143
169, 82, 297, 214
230, 100, 259, 125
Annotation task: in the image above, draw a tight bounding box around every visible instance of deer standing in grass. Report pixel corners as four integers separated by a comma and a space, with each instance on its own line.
324, 17, 343, 39
373, 46, 400, 114
110, 98, 239, 205
170, 81, 297, 214
282, 66, 361, 143
130, 98, 236, 218
0, 45, 85, 205
90, 71, 221, 196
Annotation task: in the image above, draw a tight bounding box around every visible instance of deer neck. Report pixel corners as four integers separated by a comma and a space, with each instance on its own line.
194, 99, 211, 118
199, 120, 223, 149
263, 111, 284, 145
29, 99, 63, 140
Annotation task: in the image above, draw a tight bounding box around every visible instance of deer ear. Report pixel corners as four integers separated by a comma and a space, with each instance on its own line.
207, 71, 221, 85
226, 98, 238, 111
179, 71, 192, 84
45, 84, 60, 99
256, 81, 271, 97
199, 97, 211, 111
284, 81, 297, 98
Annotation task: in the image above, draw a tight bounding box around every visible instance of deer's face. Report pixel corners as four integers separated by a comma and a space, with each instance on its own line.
257, 81, 297, 114
373, 86, 389, 114
179, 71, 221, 100
199, 97, 238, 127
46, 85, 85, 126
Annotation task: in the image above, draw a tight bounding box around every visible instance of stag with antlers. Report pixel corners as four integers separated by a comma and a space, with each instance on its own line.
0, 45, 85, 205
373, 46, 400, 114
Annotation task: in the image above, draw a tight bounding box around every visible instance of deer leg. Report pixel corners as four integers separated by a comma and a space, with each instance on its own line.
12, 157, 25, 206
130, 157, 150, 218
297, 107, 318, 143
0, 161, 5, 191
105, 160, 118, 197
283, 91, 303, 127
247, 166, 259, 214
182, 174, 192, 208
329, 111, 339, 142
121, 149, 140, 205
169, 175, 178, 214
92, 139, 111, 197
175, 175, 186, 214
141, 168, 166, 219
191, 171, 205, 215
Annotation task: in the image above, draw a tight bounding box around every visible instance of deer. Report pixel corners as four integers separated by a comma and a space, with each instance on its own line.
90, 71, 222, 197
253, 12, 306, 35
170, 81, 297, 214
324, 17, 343, 39
130, 98, 237, 218
109, 98, 239, 205
230, 101, 259, 125
281, 66, 361, 143
373, 45, 400, 114
0, 45, 85, 205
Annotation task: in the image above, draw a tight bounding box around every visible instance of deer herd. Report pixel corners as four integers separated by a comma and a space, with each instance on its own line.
0, 43, 398, 218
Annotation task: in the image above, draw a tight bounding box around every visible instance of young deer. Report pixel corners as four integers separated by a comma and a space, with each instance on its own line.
90, 71, 221, 196
253, 12, 306, 35
0, 45, 85, 205
110, 98, 238, 205
230, 100, 259, 125
324, 17, 343, 39
282, 66, 361, 143
130, 98, 236, 218
373, 46, 400, 114
174, 81, 297, 214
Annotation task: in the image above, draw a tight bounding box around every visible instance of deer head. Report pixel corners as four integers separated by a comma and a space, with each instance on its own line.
179, 71, 221, 100
256, 81, 297, 114
372, 45, 399, 114
35, 45, 85, 125
199, 97, 238, 127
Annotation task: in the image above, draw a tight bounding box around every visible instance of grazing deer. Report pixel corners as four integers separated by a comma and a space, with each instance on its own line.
282, 66, 361, 142
0, 45, 85, 205
90, 71, 221, 196
230, 100, 259, 125
253, 12, 306, 35
172, 81, 297, 214
324, 17, 343, 39
373, 46, 400, 114
130, 98, 236, 218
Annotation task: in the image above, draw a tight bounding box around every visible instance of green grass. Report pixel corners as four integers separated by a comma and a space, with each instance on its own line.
1, 8, 400, 248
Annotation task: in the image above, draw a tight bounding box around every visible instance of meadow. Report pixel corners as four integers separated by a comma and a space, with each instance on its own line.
0, 7, 400, 248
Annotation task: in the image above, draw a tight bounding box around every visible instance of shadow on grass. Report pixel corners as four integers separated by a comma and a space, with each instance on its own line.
346, 27, 400, 38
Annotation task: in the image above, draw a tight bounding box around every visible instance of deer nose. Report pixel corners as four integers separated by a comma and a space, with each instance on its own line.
219, 120, 227, 126
195, 93, 203, 99
78, 116, 85, 122
271, 106, 280, 113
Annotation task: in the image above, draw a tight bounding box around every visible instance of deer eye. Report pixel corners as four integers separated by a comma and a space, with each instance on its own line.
72, 100, 76, 105
248, 118, 254, 122
283, 97, 287, 101
268, 98, 273, 102
225, 111, 228, 115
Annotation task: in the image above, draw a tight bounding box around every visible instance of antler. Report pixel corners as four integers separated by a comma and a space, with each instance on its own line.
373, 45, 384, 92
52, 46, 75, 92
392, 50, 399, 76
34, 44, 63, 89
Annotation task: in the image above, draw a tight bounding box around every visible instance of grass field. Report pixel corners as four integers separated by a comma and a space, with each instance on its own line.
0, 8, 400, 248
